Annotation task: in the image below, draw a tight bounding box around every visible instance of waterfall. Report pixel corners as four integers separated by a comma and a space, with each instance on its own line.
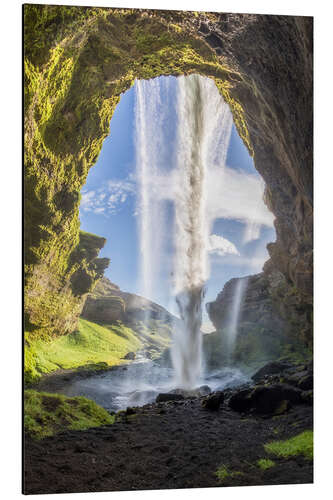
226, 277, 248, 361
135, 74, 233, 389
135, 78, 169, 319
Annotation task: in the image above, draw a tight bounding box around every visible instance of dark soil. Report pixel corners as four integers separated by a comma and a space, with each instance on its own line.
24, 397, 313, 494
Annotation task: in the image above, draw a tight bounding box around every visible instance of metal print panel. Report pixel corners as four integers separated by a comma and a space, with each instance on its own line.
23, 3, 313, 494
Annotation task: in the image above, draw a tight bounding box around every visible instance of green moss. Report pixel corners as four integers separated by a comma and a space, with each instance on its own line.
264, 431, 313, 460
24, 389, 114, 439
215, 465, 243, 482
24, 318, 143, 384
257, 458, 275, 470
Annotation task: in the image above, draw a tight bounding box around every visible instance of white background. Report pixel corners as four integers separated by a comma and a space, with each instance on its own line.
1, 0, 331, 498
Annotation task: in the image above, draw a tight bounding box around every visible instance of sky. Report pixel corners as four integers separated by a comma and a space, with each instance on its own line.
79, 76, 276, 331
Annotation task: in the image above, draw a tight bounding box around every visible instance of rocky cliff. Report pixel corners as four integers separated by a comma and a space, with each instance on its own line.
82, 277, 178, 329
24, 5, 312, 344
206, 266, 312, 368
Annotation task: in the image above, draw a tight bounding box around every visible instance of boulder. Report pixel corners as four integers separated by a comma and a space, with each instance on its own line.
125, 407, 136, 415
298, 374, 313, 391
156, 393, 184, 403
250, 384, 302, 414
301, 390, 313, 405
252, 361, 292, 382
229, 388, 253, 412
170, 386, 211, 398
123, 352, 136, 360
202, 392, 224, 411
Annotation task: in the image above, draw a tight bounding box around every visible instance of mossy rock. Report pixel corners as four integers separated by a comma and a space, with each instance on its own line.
24, 389, 114, 439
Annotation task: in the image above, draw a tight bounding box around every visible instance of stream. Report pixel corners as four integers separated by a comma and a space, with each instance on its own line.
45, 358, 249, 413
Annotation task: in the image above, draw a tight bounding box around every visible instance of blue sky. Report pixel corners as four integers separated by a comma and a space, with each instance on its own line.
79, 76, 276, 329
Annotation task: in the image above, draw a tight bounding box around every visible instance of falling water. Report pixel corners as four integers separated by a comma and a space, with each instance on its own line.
226, 277, 249, 361
135, 75, 233, 389
171, 76, 207, 388
172, 75, 233, 388
135, 78, 169, 318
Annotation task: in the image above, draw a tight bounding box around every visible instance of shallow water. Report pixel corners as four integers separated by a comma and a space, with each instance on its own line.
54, 359, 249, 412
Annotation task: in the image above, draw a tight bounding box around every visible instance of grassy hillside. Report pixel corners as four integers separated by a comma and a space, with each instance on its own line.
25, 317, 171, 385
25, 318, 142, 384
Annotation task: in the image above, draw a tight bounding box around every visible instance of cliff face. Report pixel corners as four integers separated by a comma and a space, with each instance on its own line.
24, 6, 312, 343
24, 230, 109, 340
206, 268, 312, 366
81, 277, 177, 328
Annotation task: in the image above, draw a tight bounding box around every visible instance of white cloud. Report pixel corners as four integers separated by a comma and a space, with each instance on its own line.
80, 178, 135, 217
137, 164, 275, 245
210, 251, 269, 274
208, 234, 240, 257
206, 166, 275, 230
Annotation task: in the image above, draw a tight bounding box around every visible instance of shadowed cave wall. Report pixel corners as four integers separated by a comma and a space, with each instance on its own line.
24, 6, 313, 348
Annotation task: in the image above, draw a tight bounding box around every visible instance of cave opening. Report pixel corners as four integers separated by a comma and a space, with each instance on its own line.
78, 74, 276, 392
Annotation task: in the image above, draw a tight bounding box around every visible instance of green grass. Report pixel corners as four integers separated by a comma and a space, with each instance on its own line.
215, 465, 243, 482
24, 389, 114, 439
264, 430, 313, 460
257, 458, 275, 470
25, 318, 143, 384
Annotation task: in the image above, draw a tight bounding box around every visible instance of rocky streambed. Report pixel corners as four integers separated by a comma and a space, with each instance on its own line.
24, 360, 313, 494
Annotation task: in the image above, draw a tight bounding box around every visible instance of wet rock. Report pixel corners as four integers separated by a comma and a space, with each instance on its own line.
251, 384, 302, 414
198, 385, 212, 395
156, 393, 184, 403
202, 391, 224, 411
229, 389, 253, 412
284, 370, 313, 391
123, 352, 136, 360
284, 370, 307, 386
125, 407, 136, 415
306, 361, 314, 373
170, 386, 211, 398
252, 361, 292, 382
273, 399, 291, 415
301, 390, 313, 405
298, 374, 313, 391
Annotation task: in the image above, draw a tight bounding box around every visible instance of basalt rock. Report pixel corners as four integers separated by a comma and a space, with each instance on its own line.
202, 391, 224, 411
206, 268, 313, 368
228, 382, 304, 415
228, 388, 253, 413
250, 384, 303, 414
252, 361, 292, 382
170, 386, 212, 398
156, 393, 185, 403
24, 6, 312, 349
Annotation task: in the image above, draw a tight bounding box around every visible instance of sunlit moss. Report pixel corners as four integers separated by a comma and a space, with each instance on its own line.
24, 318, 143, 384
215, 464, 243, 482
264, 431, 313, 460
24, 389, 114, 439
257, 458, 275, 470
